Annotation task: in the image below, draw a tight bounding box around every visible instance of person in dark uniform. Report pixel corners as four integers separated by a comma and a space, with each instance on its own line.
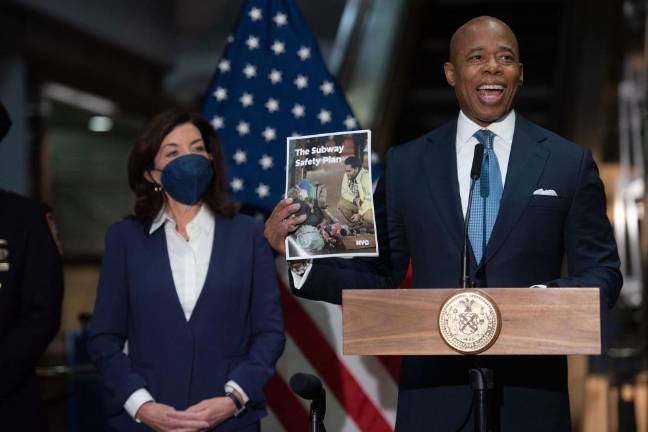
0, 100, 64, 431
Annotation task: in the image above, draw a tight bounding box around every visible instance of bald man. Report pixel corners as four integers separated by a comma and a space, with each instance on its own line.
265, 16, 621, 431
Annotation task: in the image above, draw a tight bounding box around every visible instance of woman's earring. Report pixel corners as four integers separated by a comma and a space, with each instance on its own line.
154, 184, 163, 193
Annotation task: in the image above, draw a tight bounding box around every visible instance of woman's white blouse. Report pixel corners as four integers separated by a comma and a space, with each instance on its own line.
149, 205, 214, 321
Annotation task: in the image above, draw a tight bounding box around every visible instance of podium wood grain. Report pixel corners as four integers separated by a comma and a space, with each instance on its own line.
342, 288, 600, 355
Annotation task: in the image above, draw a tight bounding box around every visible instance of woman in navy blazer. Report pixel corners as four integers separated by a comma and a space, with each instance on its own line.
88, 109, 285, 431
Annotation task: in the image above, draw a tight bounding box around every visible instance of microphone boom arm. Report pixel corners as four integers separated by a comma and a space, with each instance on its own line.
462, 143, 484, 288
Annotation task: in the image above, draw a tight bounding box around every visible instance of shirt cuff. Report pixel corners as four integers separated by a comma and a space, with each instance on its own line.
225, 380, 249, 404
291, 261, 313, 289
530, 284, 547, 288
124, 388, 154, 422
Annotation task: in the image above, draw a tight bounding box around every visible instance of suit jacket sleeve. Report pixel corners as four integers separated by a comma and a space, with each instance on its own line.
292, 147, 411, 304
87, 225, 148, 413
0, 207, 63, 397
226, 222, 285, 404
547, 149, 622, 308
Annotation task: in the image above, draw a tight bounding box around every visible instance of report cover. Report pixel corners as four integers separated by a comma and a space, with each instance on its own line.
284, 130, 379, 260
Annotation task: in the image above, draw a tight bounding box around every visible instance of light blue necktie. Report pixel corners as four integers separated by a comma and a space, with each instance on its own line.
468, 129, 503, 264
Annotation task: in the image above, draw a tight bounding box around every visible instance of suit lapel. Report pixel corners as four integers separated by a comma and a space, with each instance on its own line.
189, 216, 228, 324
481, 116, 549, 265
150, 227, 190, 325
423, 121, 464, 251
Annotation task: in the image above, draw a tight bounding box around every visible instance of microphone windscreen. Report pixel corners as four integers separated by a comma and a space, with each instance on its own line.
470, 143, 485, 180
289, 373, 324, 400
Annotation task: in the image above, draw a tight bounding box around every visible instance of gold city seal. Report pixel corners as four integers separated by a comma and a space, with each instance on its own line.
438, 290, 501, 354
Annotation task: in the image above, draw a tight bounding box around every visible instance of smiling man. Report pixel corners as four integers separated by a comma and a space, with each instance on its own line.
264, 16, 621, 431
445, 17, 522, 125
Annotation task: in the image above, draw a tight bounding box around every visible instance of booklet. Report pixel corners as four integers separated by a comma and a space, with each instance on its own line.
284, 129, 379, 260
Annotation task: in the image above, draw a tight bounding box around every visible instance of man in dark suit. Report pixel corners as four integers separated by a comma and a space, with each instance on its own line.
0, 101, 64, 430
265, 16, 622, 431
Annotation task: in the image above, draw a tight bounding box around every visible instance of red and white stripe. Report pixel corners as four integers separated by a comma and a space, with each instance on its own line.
262, 259, 402, 431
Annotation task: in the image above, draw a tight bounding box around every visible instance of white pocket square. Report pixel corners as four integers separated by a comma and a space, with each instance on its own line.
533, 188, 557, 196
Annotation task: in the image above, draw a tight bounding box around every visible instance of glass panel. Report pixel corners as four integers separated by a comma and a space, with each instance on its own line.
41, 88, 145, 258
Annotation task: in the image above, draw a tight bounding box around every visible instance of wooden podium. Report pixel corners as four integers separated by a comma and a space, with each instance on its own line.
342, 288, 601, 356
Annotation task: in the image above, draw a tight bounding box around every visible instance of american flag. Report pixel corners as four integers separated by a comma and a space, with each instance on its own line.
202, 0, 362, 212
201, 0, 397, 430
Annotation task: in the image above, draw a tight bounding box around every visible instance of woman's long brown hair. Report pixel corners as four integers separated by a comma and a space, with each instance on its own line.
127, 108, 238, 224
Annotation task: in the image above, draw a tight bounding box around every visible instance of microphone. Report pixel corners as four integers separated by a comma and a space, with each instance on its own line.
290, 373, 324, 400
462, 143, 485, 288
290, 373, 326, 432
470, 143, 485, 180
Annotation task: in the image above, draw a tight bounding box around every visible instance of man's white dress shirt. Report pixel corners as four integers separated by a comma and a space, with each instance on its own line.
124, 205, 248, 420
456, 109, 514, 216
